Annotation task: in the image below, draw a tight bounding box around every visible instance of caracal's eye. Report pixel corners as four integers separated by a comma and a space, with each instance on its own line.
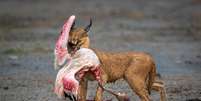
78, 39, 81, 44
77, 39, 84, 47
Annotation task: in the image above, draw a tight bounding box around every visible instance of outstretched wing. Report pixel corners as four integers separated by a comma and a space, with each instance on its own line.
54, 15, 75, 70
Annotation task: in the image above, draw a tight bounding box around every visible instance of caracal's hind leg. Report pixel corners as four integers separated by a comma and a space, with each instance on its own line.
78, 79, 88, 101
124, 66, 151, 101
152, 80, 167, 101
125, 75, 151, 101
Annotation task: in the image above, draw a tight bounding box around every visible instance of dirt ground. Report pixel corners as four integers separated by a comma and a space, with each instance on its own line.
0, 0, 201, 101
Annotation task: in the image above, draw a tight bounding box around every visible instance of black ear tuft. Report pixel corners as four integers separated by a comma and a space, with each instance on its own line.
84, 18, 92, 32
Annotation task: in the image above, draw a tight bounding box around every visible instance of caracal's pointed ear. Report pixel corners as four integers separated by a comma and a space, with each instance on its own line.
84, 18, 92, 32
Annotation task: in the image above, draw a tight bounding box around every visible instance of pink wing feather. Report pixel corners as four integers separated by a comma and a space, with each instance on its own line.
54, 15, 75, 69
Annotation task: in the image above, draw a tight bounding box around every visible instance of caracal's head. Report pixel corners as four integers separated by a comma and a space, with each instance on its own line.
67, 18, 92, 54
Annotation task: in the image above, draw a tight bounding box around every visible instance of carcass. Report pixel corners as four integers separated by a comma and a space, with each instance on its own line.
54, 47, 101, 100
54, 15, 102, 100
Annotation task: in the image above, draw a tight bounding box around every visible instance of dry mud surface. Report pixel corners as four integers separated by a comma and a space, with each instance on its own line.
0, 0, 201, 101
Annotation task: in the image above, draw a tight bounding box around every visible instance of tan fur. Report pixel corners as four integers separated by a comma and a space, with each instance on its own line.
68, 27, 167, 101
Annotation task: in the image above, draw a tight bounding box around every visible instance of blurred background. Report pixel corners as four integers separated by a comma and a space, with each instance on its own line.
0, 0, 201, 101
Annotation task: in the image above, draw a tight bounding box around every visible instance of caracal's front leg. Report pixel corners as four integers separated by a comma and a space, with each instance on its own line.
78, 78, 88, 101
95, 70, 108, 101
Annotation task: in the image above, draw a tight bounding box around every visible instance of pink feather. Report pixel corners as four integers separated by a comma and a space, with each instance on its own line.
54, 15, 75, 69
